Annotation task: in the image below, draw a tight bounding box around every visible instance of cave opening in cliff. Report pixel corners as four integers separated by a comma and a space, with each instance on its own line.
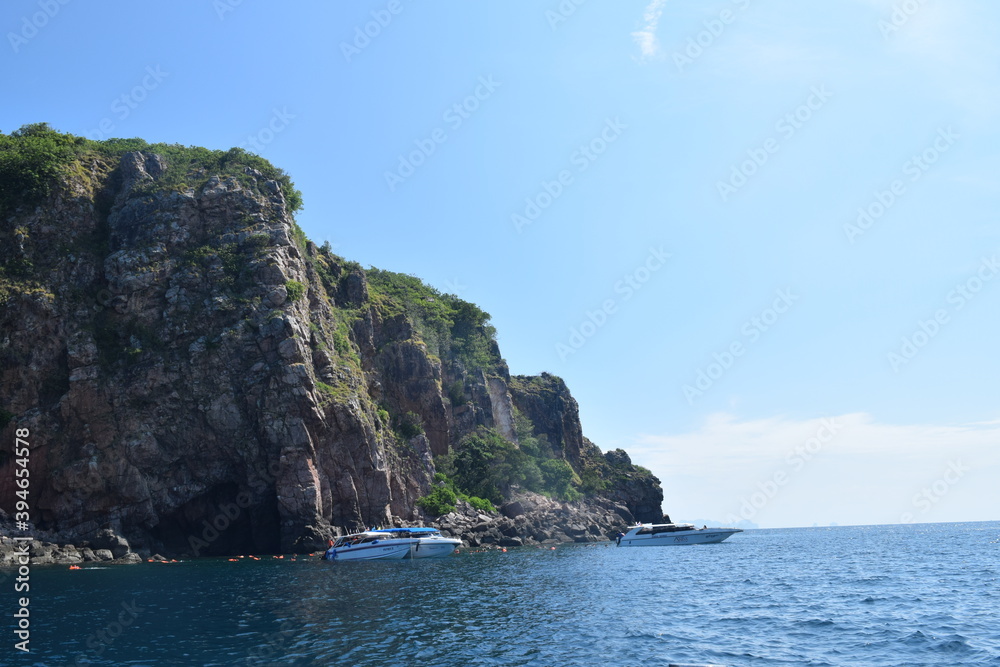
149, 483, 281, 557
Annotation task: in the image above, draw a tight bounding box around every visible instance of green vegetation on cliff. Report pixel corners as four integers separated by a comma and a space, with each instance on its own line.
432, 427, 582, 506
367, 268, 499, 371
416, 473, 495, 516
416, 370, 660, 513
0, 125, 665, 533
0, 123, 86, 214
0, 123, 303, 216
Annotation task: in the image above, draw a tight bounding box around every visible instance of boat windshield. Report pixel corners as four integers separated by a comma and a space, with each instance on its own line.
373, 528, 442, 539
333, 533, 382, 547
636, 524, 695, 535
333, 528, 445, 547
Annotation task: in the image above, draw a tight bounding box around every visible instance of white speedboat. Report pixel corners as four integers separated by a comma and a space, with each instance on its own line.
322, 531, 412, 561
371, 527, 461, 559
322, 527, 460, 561
616, 523, 742, 547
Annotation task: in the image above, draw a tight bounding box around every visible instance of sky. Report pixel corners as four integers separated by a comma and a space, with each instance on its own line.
2, 0, 998, 529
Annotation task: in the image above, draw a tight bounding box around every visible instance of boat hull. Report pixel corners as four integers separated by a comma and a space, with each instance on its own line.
323, 542, 411, 561
618, 529, 742, 547
408, 539, 461, 559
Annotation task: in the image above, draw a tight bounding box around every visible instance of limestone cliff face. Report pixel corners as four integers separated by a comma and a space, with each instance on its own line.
0, 149, 663, 555
509, 374, 664, 523
509, 373, 585, 465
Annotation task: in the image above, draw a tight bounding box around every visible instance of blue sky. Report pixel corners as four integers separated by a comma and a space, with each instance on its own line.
3, 0, 998, 528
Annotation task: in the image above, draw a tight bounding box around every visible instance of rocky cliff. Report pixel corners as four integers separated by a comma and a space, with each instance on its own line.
0, 128, 663, 558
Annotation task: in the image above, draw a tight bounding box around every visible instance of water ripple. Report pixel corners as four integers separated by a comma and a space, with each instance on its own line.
17, 521, 1000, 666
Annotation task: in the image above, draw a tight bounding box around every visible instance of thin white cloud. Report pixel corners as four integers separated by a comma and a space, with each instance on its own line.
628, 412, 1000, 528
704, 0, 1000, 120
878, 1, 1000, 119
632, 0, 668, 60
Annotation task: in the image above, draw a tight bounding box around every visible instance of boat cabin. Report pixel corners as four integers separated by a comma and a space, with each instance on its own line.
633, 523, 696, 536
372, 528, 444, 539
332, 532, 386, 548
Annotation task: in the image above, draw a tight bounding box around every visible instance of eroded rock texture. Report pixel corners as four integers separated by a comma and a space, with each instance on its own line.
0, 151, 663, 556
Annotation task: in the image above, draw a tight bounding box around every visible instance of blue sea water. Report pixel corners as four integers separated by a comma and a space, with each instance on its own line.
11, 521, 1000, 666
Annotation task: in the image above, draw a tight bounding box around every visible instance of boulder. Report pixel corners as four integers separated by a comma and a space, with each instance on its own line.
499, 522, 520, 538
90, 529, 130, 559
500, 501, 525, 519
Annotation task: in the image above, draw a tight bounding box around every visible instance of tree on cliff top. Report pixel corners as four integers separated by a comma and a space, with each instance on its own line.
0, 123, 303, 217
0, 123, 87, 215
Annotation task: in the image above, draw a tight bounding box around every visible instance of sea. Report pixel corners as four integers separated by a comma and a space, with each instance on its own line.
9, 521, 999, 666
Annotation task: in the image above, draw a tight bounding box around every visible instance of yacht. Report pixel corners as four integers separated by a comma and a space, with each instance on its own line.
616, 523, 742, 546
322, 531, 412, 561
371, 527, 461, 559
322, 527, 460, 561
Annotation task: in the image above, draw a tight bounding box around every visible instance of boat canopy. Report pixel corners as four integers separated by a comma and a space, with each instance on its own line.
372, 527, 440, 534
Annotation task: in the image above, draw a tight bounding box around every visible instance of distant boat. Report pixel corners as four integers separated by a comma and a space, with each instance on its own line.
617, 523, 742, 547
322, 527, 461, 561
